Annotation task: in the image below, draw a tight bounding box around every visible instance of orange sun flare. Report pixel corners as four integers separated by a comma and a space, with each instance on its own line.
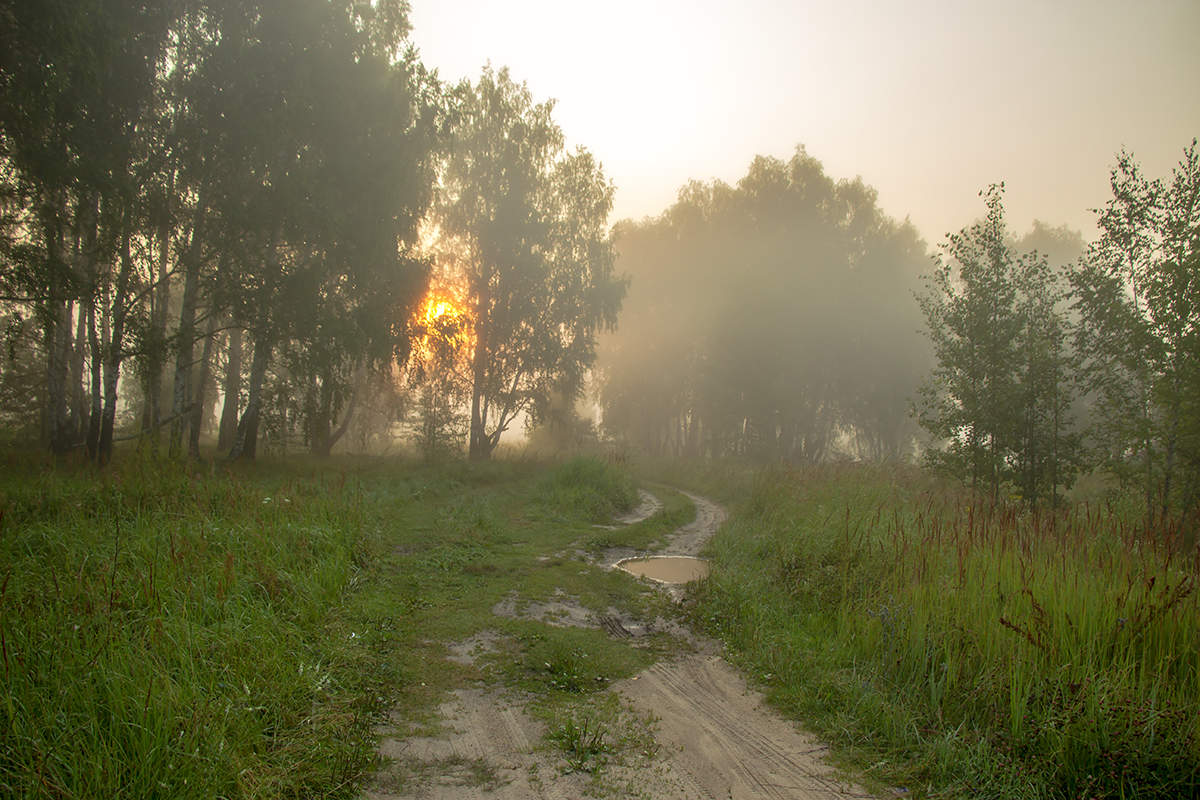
413, 288, 474, 364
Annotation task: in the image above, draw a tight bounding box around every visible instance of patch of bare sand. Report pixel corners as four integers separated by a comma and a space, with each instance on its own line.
369, 686, 689, 800
368, 688, 564, 800
446, 630, 506, 666
491, 590, 596, 630
369, 655, 874, 800
663, 490, 727, 557
615, 488, 665, 525
490, 590, 677, 642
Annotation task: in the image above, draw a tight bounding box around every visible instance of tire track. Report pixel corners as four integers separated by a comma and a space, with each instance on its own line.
614, 654, 874, 799
661, 490, 728, 557
615, 488, 664, 525
369, 689, 582, 800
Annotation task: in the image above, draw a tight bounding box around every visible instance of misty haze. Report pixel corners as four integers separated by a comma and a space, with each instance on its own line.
1, 1, 1197, 798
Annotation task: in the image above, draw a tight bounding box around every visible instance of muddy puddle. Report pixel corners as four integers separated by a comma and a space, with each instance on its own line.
616, 556, 709, 584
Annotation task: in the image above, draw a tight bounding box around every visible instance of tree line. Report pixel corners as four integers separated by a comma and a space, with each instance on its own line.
0, 0, 621, 463
918, 142, 1200, 523
599, 138, 1199, 525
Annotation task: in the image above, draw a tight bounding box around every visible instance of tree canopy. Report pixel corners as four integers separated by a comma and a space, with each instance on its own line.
0, 3, 629, 462
917, 140, 1199, 521
1070, 140, 1200, 522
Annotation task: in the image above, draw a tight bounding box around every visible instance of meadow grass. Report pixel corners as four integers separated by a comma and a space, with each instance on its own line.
0, 451, 652, 799
692, 463, 1200, 799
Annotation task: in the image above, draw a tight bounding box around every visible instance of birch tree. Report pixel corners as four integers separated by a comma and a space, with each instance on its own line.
438, 67, 624, 459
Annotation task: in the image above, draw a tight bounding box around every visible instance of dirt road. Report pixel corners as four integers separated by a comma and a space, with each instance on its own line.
366, 490, 875, 799
615, 654, 872, 799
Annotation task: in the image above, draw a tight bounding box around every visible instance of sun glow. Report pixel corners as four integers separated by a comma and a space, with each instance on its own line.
412, 218, 476, 369
413, 287, 474, 366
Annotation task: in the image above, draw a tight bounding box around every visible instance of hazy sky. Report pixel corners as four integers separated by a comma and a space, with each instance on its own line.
409, 0, 1200, 244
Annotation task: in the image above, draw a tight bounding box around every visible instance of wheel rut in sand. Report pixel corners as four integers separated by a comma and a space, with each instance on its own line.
614, 655, 873, 799
660, 490, 727, 557
368, 489, 878, 799
370, 689, 580, 800
610, 488, 664, 527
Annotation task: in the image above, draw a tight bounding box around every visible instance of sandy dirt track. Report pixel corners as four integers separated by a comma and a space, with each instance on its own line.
661, 491, 726, 557
615, 488, 665, 526
366, 490, 876, 800
614, 654, 872, 799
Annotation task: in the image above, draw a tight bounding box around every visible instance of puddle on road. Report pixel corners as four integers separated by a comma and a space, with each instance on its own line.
616, 556, 709, 584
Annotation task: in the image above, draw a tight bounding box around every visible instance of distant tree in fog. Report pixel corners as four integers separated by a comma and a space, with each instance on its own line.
436, 67, 625, 460
1014, 220, 1086, 270
599, 147, 929, 461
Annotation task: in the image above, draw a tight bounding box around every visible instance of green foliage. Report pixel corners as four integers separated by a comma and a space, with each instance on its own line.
538, 693, 661, 793
917, 184, 1081, 506
548, 710, 613, 772
632, 455, 760, 504
0, 459, 372, 798
510, 629, 623, 695
695, 464, 1200, 798
436, 66, 626, 459
1070, 140, 1200, 523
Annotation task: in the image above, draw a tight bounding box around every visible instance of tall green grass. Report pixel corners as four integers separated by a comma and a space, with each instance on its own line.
694, 463, 1200, 798
0, 457, 383, 798
0, 452, 648, 798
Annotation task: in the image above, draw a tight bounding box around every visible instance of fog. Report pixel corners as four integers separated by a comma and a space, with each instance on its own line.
412, 0, 1200, 242
596, 148, 932, 461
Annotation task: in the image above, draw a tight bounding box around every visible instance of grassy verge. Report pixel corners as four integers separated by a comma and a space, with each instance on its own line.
692, 463, 1200, 799
583, 485, 695, 553
0, 452, 662, 799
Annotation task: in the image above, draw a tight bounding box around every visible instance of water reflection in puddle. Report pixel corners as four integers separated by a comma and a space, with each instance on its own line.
615, 556, 709, 584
